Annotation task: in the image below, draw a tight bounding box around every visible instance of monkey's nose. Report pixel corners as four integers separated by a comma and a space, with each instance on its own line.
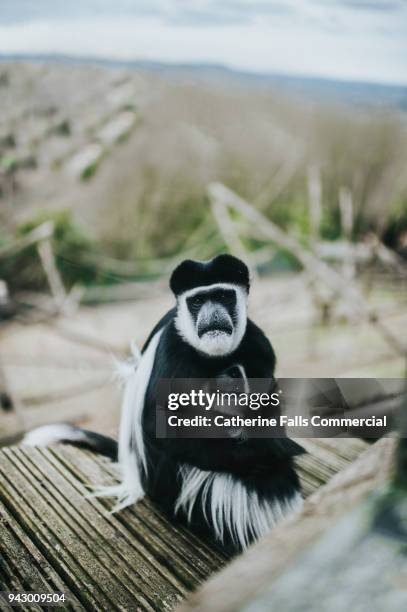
197, 308, 233, 337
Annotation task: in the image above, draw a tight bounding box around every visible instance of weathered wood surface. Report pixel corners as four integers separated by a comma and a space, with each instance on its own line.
0, 438, 369, 610
179, 437, 396, 612
0, 445, 226, 611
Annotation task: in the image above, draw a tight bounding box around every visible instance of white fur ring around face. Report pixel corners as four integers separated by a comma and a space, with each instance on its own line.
175, 283, 248, 358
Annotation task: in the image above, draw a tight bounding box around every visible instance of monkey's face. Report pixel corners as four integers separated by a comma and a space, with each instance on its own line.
175, 283, 247, 356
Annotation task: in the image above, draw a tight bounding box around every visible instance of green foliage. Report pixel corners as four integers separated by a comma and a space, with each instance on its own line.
383, 197, 407, 249
0, 154, 17, 173
0, 210, 101, 291
80, 157, 103, 181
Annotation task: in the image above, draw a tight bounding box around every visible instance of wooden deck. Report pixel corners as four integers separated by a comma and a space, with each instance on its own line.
0, 438, 369, 610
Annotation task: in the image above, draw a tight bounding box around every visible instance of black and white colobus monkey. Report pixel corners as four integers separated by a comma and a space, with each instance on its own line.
24, 255, 304, 554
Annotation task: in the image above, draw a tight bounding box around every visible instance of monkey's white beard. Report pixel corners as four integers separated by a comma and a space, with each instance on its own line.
198, 330, 235, 356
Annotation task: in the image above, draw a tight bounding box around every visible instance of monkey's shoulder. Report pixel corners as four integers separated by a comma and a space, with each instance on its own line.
244, 318, 274, 351
142, 307, 177, 352
235, 318, 276, 377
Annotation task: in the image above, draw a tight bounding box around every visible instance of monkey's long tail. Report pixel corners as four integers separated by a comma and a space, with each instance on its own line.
22, 424, 118, 461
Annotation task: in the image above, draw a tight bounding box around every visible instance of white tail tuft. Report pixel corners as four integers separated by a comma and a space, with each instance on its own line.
23, 424, 86, 447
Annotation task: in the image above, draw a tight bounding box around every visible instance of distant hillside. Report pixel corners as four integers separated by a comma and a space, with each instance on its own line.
1, 53, 407, 111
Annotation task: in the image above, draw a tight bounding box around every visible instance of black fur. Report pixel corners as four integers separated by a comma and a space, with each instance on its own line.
53, 427, 118, 461
139, 311, 304, 554
170, 254, 250, 295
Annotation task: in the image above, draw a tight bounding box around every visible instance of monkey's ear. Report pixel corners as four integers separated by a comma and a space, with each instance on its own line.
170, 259, 198, 296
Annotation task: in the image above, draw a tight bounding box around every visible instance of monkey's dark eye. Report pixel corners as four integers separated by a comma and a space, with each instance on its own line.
220, 292, 235, 305
188, 295, 205, 309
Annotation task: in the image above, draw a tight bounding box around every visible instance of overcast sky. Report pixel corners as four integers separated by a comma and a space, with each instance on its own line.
0, 1, 406, 85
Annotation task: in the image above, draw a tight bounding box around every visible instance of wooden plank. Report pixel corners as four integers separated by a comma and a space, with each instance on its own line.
0, 223, 53, 259
1, 449, 140, 610
36, 239, 68, 313
0, 501, 83, 610
295, 438, 369, 496
47, 446, 224, 585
